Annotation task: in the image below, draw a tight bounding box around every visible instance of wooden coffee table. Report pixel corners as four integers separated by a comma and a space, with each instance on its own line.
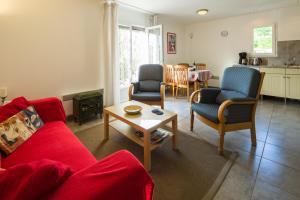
104, 100, 178, 171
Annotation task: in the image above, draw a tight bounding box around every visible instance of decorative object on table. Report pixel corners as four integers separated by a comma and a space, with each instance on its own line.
129, 64, 165, 109
124, 105, 142, 115
167, 32, 176, 54
190, 66, 265, 155
220, 30, 229, 37
0, 87, 7, 105
135, 129, 170, 144
151, 108, 164, 115
195, 63, 206, 70
73, 91, 103, 125
239, 52, 247, 65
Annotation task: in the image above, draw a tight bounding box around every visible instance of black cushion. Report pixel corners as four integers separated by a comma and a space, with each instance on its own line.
138, 64, 163, 82
131, 92, 161, 101
200, 88, 221, 104
221, 67, 261, 98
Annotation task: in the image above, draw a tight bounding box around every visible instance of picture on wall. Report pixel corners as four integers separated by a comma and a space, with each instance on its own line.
167, 32, 176, 54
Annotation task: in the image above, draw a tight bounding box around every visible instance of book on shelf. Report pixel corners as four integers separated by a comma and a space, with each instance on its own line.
135, 129, 170, 144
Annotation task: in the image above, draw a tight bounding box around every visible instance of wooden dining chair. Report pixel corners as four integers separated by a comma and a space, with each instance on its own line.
174, 65, 190, 100
164, 64, 176, 96
178, 63, 190, 68
195, 63, 208, 89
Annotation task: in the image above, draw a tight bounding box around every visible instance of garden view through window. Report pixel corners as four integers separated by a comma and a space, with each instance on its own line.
253, 25, 275, 55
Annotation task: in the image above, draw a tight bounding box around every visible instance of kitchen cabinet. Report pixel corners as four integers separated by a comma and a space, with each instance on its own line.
285, 69, 300, 100
260, 68, 285, 98
260, 67, 300, 100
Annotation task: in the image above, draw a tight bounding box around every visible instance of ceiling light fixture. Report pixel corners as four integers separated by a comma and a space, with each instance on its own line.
197, 9, 208, 16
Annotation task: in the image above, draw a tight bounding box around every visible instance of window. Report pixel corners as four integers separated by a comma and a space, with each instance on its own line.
118, 26, 131, 87
118, 25, 163, 87
131, 27, 148, 84
253, 25, 276, 56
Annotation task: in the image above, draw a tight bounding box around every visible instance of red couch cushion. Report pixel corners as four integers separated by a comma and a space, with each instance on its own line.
0, 159, 73, 200
0, 96, 30, 122
2, 121, 97, 171
49, 150, 154, 200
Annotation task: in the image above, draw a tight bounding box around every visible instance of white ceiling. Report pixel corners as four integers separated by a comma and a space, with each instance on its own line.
118, 0, 300, 23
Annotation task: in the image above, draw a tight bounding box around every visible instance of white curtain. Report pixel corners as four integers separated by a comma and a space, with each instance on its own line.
102, 0, 119, 106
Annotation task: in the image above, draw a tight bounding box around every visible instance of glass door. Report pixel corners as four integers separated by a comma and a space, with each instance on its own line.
146, 25, 163, 64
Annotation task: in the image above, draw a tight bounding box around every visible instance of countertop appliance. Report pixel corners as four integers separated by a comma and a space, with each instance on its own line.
239, 52, 247, 65
253, 57, 262, 66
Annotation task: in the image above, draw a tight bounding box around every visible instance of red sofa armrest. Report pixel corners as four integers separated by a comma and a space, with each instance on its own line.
29, 97, 66, 123
49, 150, 154, 200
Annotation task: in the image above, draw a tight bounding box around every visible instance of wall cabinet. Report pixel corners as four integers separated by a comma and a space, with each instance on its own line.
260, 67, 300, 100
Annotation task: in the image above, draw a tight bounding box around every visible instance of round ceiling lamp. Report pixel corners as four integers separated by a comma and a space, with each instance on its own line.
197, 9, 208, 16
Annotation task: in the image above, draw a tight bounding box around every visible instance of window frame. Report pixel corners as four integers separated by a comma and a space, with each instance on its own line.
252, 24, 277, 57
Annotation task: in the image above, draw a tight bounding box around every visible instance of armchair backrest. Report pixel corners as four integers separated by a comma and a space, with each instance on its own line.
138, 64, 163, 92
221, 67, 261, 98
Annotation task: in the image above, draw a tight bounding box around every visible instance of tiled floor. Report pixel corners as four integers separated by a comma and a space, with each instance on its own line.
68, 96, 300, 200
164, 96, 300, 200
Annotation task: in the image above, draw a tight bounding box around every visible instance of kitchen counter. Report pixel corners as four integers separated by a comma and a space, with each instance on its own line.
242, 65, 300, 69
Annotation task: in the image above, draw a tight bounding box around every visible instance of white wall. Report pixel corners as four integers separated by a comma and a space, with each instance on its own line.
184, 5, 300, 86
158, 16, 186, 65
118, 5, 151, 27
0, 0, 104, 114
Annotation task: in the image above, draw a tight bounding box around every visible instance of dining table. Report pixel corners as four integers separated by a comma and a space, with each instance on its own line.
188, 68, 213, 90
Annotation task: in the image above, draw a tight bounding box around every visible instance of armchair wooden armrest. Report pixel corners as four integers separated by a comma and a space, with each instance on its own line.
160, 83, 166, 106
128, 84, 134, 100
218, 99, 257, 123
190, 90, 201, 104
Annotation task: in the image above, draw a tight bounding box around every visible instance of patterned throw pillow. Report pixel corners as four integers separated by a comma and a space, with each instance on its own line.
0, 106, 44, 155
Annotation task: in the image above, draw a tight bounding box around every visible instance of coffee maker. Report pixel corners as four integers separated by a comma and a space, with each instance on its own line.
239, 52, 247, 65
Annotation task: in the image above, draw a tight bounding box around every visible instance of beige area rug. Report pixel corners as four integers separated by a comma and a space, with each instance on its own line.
74, 123, 237, 200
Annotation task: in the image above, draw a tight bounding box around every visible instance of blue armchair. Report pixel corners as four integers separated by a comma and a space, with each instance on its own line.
190, 66, 265, 154
129, 64, 165, 109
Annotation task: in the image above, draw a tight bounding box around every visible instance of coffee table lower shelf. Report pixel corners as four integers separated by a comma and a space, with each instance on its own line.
110, 120, 173, 151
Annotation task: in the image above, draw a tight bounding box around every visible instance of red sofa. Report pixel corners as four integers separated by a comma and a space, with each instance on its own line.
0, 97, 154, 200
